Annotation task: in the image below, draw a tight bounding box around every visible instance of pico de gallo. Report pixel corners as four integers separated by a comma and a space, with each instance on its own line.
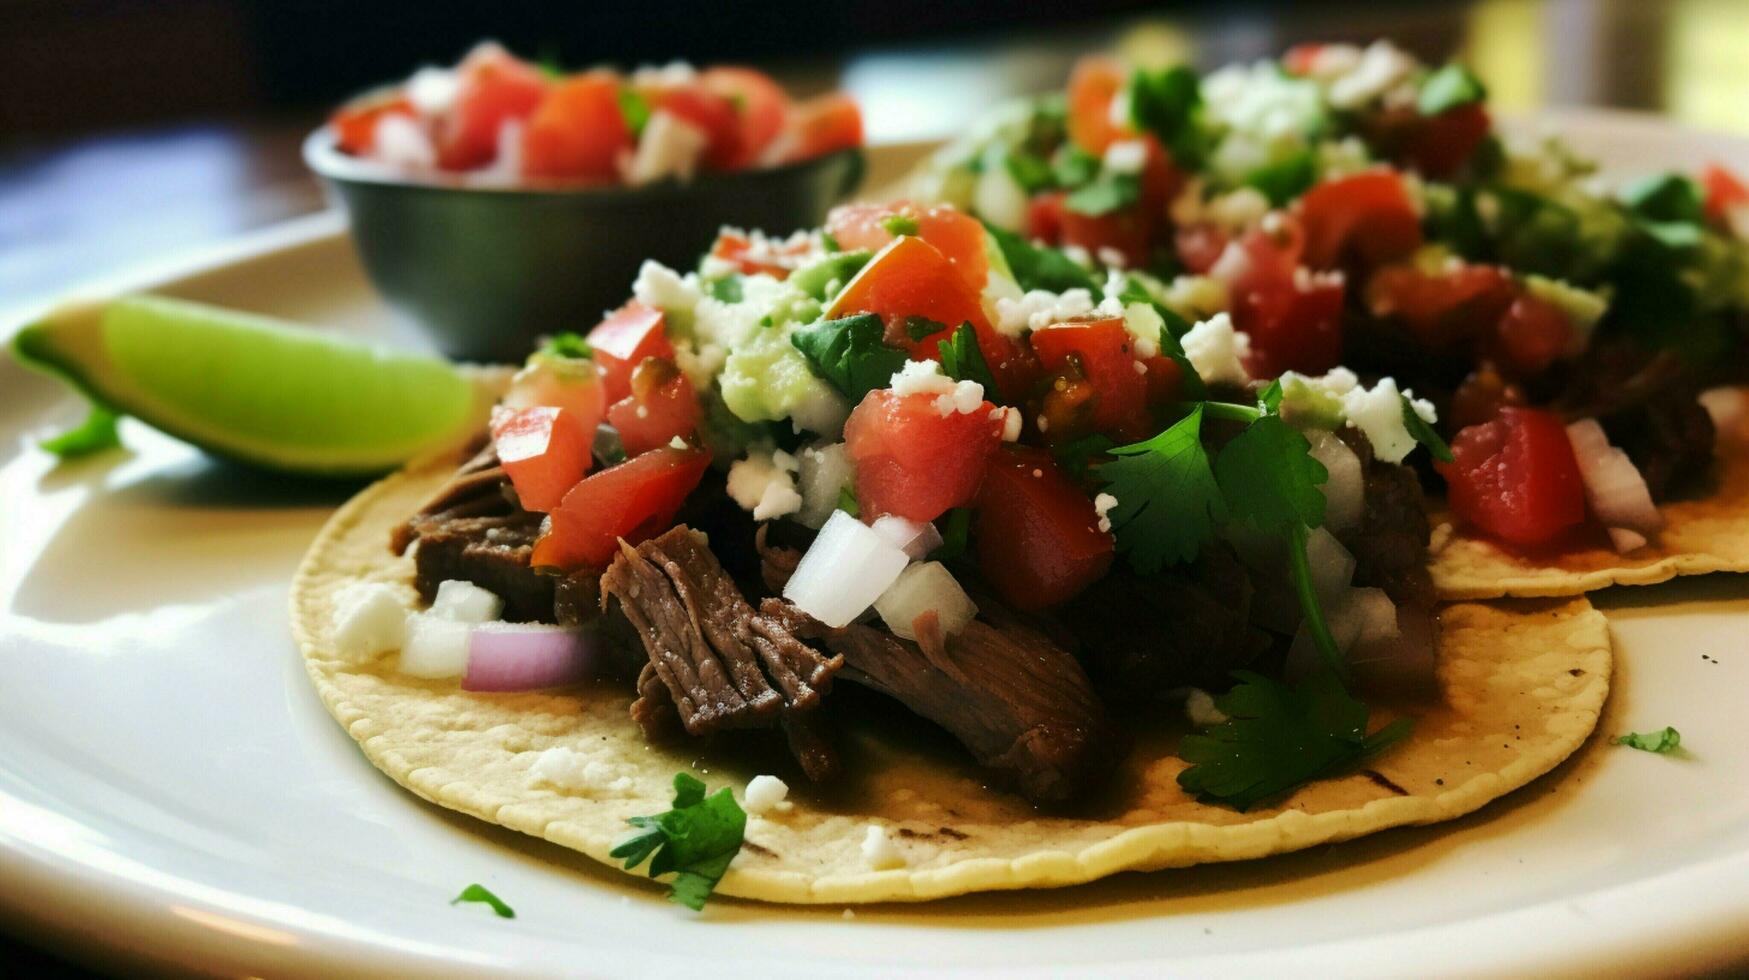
329, 42, 863, 185
912, 41, 1749, 553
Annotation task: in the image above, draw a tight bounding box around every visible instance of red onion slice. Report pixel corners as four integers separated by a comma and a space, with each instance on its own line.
464, 624, 600, 692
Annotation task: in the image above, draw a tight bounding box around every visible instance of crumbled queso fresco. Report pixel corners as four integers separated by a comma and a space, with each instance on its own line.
528, 746, 634, 796
1180, 313, 1252, 386
742, 774, 790, 815
860, 824, 906, 869
329, 581, 411, 662
1093, 492, 1118, 533
889, 359, 986, 417
726, 447, 804, 520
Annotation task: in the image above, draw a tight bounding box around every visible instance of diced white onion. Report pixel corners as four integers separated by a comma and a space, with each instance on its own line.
400, 612, 473, 678
1304, 528, 1357, 606
1285, 585, 1397, 682
973, 145, 1029, 232
796, 442, 854, 530
869, 516, 943, 561
1607, 527, 1648, 553
329, 582, 410, 663
874, 561, 978, 641
1566, 418, 1662, 552
1349, 603, 1439, 697
783, 511, 910, 628
430, 580, 504, 624
1306, 430, 1364, 534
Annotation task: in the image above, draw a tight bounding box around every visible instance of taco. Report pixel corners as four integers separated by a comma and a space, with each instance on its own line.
294, 192, 1610, 905
909, 42, 1749, 599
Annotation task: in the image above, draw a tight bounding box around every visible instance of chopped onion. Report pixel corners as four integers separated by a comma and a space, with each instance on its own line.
400, 612, 473, 679
1607, 527, 1648, 553
796, 442, 854, 529
973, 145, 1029, 231
874, 561, 978, 640
1350, 603, 1439, 698
430, 579, 504, 624
1567, 418, 1661, 552
1285, 585, 1396, 682
464, 624, 600, 691
1307, 430, 1365, 534
783, 511, 910, 628
869, 515, 943, 561
1304, 527, 1357, 605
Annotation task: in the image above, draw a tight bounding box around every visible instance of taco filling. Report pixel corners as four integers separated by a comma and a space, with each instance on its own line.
913, 41, 1749, 588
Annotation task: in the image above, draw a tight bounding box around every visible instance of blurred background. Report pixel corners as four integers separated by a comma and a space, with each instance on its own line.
4, 0, 1749, 317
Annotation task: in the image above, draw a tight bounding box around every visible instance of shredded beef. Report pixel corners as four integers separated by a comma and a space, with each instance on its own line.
600, 527, 844, 781
1553, 341, 1719, 501
766, 600, 1122, 805
1336, 428, 1437, 610
1058, 541, 1272, 701
1599, 399, 1716, 502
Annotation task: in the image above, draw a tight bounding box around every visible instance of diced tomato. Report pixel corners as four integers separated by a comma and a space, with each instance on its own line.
532, 446, 711, 570
1405, 104, 1492, 180
781, 92, 862, 163
699, 66, 791, 167
1235, 275, 1347, 378
504, 356, 609, 432
1365, 261, 1517, 352
332, 94, 415, 156
975, 447, 1114, 609
490, 406, 593, 513
1028, 192, 1067, 244
1487, 294, 1574, 377
1701, 162, 1749, 227
1282, 44, 1326, 77
646, 84, 743, 170
1067, 56, 1129, 155
437, 48, 550, 171
606, 358, 702, 456
1141, 355, 1183, 406
585, 303, 674, 403
521, 72, 632, 181
826, 236, 987, 351
707, 230, 810, 279
1174, 224, 1231, 275
826, 202, 989, 296
1028, 317, 1152, 440
1210, 221, 1305, 294
1060, 203, 1155, 271
843, 389, 1005, 522
1297, 170, 1423, 273
1438, 407, 1586, 548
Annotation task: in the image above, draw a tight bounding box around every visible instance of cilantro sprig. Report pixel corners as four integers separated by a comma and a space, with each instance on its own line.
1178, 671, 1413, 811
790, 313, 909, 403
611, 772, 747, 911
981, 221, 1098, 293
451, 883, 516, 918
936, 322, 1002, 401
1099, 405, 1226, 572
1611, 727, 1682, 754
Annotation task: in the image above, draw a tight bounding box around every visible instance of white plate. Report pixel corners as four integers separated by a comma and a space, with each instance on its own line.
3, 112, 1748, 978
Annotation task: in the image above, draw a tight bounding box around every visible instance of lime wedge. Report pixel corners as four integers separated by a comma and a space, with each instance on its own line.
12, 295, 499, 477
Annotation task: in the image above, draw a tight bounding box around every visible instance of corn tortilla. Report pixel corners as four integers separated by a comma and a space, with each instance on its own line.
1431, 417, 1749, 600
291, 458, 1612, 904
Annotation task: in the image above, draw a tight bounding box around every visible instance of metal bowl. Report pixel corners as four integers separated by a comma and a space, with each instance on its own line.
305, 129, 865, 362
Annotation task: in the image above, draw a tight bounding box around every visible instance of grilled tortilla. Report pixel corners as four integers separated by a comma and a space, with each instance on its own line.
291, 457, 1611, 904
1431, 408, 1749, 600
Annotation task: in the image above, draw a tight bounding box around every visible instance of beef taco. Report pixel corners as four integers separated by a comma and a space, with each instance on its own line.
293, 201, 1610, 905
910, 42, 1749, 599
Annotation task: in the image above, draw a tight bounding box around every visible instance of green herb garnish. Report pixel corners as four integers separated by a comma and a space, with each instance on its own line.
1064, 174, 1141, 217
708, 275, 745, 303
905, 315, 948, 342
936, 321, 1001, 401
40, 405, 121, 459
1004, 151, 1056, 194
1177, 670, 1413, 810
1127, 65, 1208, 169
881, 213, 921, 237
451, 883, 515, 918
790, 313, 909, 403
930, 507, 972, 561
1417, 63, 1487, 116
617, 87, 652, 137
541, 332, 593, 359
1611, 726, 1682, 754
610, 773, 747, 911
1098, 404, 1226, 573
837, 485, 860, 517
1621, 173, 1705, 225
982, 221, 1098, 294
1400, 393, 1454, 463
1244, 150, 1317, 207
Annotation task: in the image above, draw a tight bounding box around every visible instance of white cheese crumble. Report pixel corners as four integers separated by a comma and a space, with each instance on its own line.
1184, 688, 1229, 727
1340, 376, 1433, 465
329, 582, 410, 663
623, 110, 709, 186
373, 114, 436, 169
743, 774, 790, 815
1093, 492, 1118, 533
629, 60, 697, 88
431, 579, 504, 623
668, 435, 688, 450
1326, 41, 1419, 110
727, 448, 804, 521
1181, 313, 1252, 386
1103, 139, 1149, 175
528, 747, 633, 796
860, 824, 906, 869
890, 359, 984, 416
1096, 246, 1129, 269
1163, 275, 1230, 320
996, 405, 1023, 442
406, 67, 459, 116
631, 260, 703, 318
993, 288, 1097, 337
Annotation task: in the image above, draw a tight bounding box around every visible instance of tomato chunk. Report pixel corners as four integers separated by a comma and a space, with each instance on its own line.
522, 72, 632, 181
1236, 275, 1346, 378
490, 406, 593, 513
826, 202, 989, 296
826, 236, 989, 351
438, 47, 550, 171
1487, 294, 1574, 377
532, 446, 711, 570
1066, 56, 1128, 154
586, 303, 674, 403
606, 359, 702, 456
1365, 261, 1517, 351
1297, 170, 1423, 272
699, 66, 790, 167
1439, 407, 1586, 547
1028, 317, 1152, 440
1701, 162, 1749, 227
1405, 103, 1492, 179
843, 389, 1005, 522
646, 84, 742, 170
1027, 192, 1067, 244
332, 94, 414, 155
708, 230, 812, 279
1174, 224, 1231, 275
503, 355, 608, 433
975, 447, 1114, 609
782, 92, 862, 163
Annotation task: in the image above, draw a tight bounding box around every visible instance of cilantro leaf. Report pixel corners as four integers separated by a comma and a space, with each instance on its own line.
540, 332, 593, 359
936, 321, 1002, 401
1400, 394, 1454, 463
1417, 63, 1487, 116
1244, 149, 1317, 207
881, 213, 920, 237
1004, 150, 1056, 194
1611, 726, 1682, 754
789, 250, 870, 302
819, 231, 841, 253
982, 221, 1098, 293
1177, 670, 1413, 810
707, 275, 744, 303
1064, 174, 1140, 217
1051, 145, 1100, 188
1257, 379, 1284, 414
451, 883, 516, 918
1621, 173, 1705, 225
609, 772, 747, 911
790, 314, 910, 402
1214, 414, 1328, 534
617, 87, 652, 137
1127, 65, 1208, 169
930, 507, 971, 561
1053, 432, 1115, 481
40, 405, 121, 459
837, 485, 860, 517
906, 315, 947, 342
1099, 404, 1227, 572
